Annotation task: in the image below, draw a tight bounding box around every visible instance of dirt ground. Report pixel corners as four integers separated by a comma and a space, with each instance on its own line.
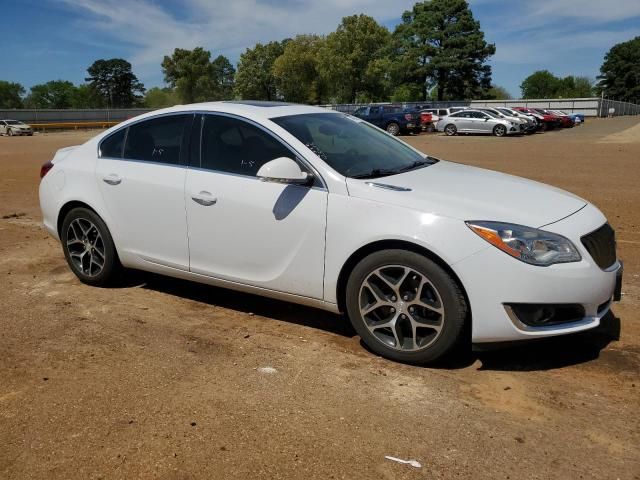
1, 117, 639, 480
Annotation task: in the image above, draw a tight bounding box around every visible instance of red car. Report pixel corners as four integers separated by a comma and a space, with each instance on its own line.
513, 107, 562, 130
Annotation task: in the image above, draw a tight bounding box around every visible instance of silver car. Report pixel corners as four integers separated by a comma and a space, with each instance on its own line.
0, 119, 33, 136
436, 109, 518, 137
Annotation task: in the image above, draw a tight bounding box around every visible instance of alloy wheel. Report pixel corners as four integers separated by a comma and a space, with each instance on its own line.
66, 218, 106, 277
358, 265, 445, 352
386, 123, 400, 136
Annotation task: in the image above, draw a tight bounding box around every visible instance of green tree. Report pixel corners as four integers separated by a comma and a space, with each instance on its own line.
235, 41, 286, 100
520, 70, 561, 98
0, 80, 24, 108
24, 80, 76, 108
86, 58, 145, 108
393, 0, 495, 101
70, 84, 102, 108
484, 85, 512, 100
557, 76, 594, 98
597, 36, 640, 101
211, 55, 236, 100
162, 48, 233, 103
317, 15, 391, 103
273, 35, 326, 104
521, 71, 594, 99
143, 87, 180, 108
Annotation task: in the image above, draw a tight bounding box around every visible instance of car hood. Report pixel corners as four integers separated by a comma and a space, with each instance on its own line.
346, 160, 587, 227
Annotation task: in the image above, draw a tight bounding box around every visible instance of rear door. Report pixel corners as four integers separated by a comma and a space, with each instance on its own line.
95, 114, 193, 269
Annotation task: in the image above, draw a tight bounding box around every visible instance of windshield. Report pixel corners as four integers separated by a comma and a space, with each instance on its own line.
272, 113, 436, 179
5, 120, 23, 125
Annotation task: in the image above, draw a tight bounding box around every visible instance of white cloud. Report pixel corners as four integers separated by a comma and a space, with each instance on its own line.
529, 0, 640, 22
61, 0, 415, 84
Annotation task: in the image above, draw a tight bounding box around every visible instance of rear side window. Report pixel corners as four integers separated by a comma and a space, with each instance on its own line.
200, 115, 293, 176
100, 128, 126, 158
123, 114, 189, 165
438, 109, 448, 116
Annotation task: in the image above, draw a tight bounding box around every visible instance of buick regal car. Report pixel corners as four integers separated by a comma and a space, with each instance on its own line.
1, 119, 33, 136
39, 101, 622, 364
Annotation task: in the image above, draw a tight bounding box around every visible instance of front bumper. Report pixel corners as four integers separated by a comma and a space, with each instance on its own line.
454, 204, 621, 343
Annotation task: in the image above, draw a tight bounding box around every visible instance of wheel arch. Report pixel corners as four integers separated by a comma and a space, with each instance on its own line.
335, 239, 471, 320
56, 200, 116, 245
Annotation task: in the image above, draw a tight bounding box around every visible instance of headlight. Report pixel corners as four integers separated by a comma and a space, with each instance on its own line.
466, 221, 581, 266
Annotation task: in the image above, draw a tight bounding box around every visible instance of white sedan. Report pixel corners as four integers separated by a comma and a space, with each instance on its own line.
1, 119, 33, 136
39, 101, 622, 364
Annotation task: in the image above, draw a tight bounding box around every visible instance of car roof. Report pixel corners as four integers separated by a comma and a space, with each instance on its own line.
142, 101, 337, 121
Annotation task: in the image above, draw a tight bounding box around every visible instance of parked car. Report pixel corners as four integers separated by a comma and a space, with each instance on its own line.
513, 107, 561, 130
1, 119, 33, 136
39, 101, 622, 365
476, 107, 534, 134
351, 105, 421, 135
423, 107, 466, 119
542, 109, 574, 128
548, 109, 580, 126
437, 109, 520, 137
494, 107, 542, 132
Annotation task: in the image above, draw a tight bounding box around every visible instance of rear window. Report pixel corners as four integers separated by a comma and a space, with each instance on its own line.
100, 128, 126, 158
123, 114, 189, 165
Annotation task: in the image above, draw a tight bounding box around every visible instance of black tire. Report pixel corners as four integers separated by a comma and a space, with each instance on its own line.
61, 207, 121, 286
386, 122, 400, 136
444, 124, 457, 136
493, 124, 507, 137
345, 249, 468, 365
7, 128, 13, 137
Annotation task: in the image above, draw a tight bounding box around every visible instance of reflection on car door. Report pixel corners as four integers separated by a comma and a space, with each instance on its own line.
95, 114, 193, 269
184, 114, 328, 299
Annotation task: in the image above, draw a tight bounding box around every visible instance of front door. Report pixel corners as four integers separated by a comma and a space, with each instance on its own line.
185, 114, 327, 299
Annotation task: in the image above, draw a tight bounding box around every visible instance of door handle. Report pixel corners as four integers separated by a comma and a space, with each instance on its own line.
191, 191, 217, 206
103, 174, 122, 186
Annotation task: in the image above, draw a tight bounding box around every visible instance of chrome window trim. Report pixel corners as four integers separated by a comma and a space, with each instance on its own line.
97, 111, 191, 162
97, 109, 328, 191
197, 111, 328, 191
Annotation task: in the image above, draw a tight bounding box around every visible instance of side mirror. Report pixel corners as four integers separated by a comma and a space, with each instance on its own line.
484, 118, 489, 121
257, 157, 313, 185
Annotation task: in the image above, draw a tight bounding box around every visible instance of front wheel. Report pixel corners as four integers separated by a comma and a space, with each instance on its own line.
345, 249, 468, 365
444, 124, 457, 136
61, 207, 121, 286
493, 124, 507, 137
386, 122, 400, 136
7, 128, 13, 137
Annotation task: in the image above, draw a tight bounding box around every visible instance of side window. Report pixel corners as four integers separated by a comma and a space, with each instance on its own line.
439, 109, 448, 116
201, 115, 294, 176
123, 114, 189, 165
369, 106, 380, 115
100, 128, 126, 158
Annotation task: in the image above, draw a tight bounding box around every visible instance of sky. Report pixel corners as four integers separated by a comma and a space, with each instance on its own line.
2, 0, 639, 98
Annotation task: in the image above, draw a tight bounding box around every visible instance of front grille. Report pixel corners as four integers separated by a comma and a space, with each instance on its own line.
581, 223, 616, 269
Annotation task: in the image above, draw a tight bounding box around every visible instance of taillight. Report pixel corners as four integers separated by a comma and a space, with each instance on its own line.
404, 113, 413, 121
40, 161, 54, 179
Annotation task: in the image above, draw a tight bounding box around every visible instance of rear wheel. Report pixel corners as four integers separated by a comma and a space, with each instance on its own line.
345, 249, 468, 365
493, 124, 507, 137
386, 122, 400, 136
444, 124, 457, 136
61, 207, 121, 286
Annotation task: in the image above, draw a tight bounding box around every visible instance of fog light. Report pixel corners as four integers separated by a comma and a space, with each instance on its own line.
505, 303, 585, 327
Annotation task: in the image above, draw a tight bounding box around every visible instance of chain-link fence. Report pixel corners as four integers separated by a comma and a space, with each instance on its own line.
320, 97, 640, 117
1, 97, 638, 123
